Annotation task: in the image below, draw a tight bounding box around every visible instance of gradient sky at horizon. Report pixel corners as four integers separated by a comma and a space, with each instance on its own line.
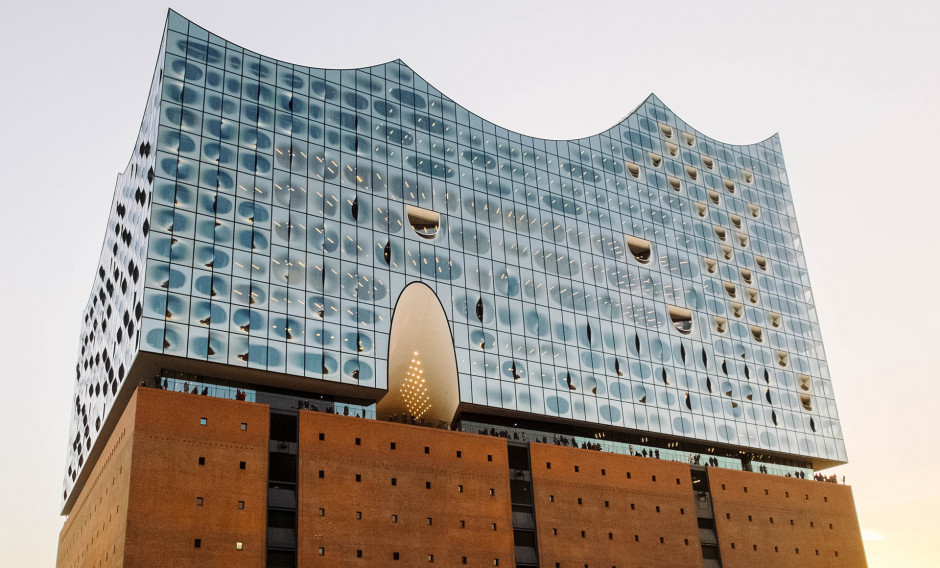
1, 1, 938, 566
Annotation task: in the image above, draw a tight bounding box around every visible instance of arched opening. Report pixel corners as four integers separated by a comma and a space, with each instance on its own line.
714, 316, 727, 334
769, 312, 781, 328
625, 235, 652, 264
798, 374, 812, 392
800, 394, 813, 411
668, 306, 693, 334
723, 282, 737, 298
407, 205, 440, 239
378, 282, 459, 425
750, 326, 763, 342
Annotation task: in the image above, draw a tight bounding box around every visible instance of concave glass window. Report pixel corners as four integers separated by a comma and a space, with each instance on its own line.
625, 235, 652, 264
723, 179, 735, 193
800, 394, 813, 411
627, 162, 640, 178
755, 255, 767, 270
696, 202, 708, 218
750, 326, 763, 342
407, 205, 440, 239
730, 214, 742, 229
702, 155, 714, 169
685, 165, 698, 180
683, 132, 695, 146
648, 152, 662, 167
668, 306, 693, 334
708, 190, 720, 205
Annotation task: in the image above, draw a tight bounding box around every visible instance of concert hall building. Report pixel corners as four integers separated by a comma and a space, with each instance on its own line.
57, 10, 866, 568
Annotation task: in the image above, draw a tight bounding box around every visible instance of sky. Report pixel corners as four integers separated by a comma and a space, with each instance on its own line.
0, 1, 938, 566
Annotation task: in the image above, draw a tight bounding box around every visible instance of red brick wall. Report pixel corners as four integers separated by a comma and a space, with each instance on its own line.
708, 468, 866, 567
529, 444, 704, 568
297, 412, 516, 567
123, 388, 269, 568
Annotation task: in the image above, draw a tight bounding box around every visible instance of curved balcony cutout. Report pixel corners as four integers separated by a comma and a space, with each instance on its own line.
755, 255, 767, 271
703, 257, 718, 274
696, 202, 708, 218
668, 306, 694, 335
379, 282, 459, 425
685, 165, 698, 180
383, 241, 392, 265
750, 326, 763, 342
730, 302, 744, 319
810, 417, 817, 432
746, 287, 759, 304
660, 124, 673, 138
723, 282, 737, 298
776, 350, 789, 367
748, 203, 760, 218
351, 196, 359, 221
798, 374, 812, 392
627, 162, 640, 178
772, 409, 779, 425
407, 205, 440, 240
666, 141, 679, 156
649, 152, 662, 167
800, 394, 813, 411
714, 316, 727, 334
702, 155, 715, 169
737, 233, 749, 248
708, 190, 721, 205
743, 169, 754, 184
721, 245, 734, 261
668, 176, 682, 191
769, 312, 781, 328
683, 131, 695, 146
475, 298, 484, 323
723, 179, 736, 193
615, 358, 624, 377
740, 268, 752, 284
625, 235, 652, 264
714, 226, 727, 241
730, 214, 742, 229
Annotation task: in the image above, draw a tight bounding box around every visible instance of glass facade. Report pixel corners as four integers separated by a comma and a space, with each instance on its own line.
65, 9, 846, 507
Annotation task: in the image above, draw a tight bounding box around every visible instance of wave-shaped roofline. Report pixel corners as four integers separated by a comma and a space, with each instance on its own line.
168, 9, 779, 149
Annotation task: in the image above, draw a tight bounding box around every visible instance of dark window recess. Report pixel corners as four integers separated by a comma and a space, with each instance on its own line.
698, 518, 716, 530
266, 549, 296, 568
270, 413, 298, 442
194, 539, 201, 548
267, 509, 296, 529
510, 479, 533, 505
357, 550, 363, 558
393, 552, 400, 560
390, 442, 396, 450
425, 446, 430, 454
391, 478, 397, 486
240, 461, 246, 470
507, 445, 530, 470
198, 457, 205, 465
270, 453, 298, 483
513, 530, 536, 547
355, 438, 361, 445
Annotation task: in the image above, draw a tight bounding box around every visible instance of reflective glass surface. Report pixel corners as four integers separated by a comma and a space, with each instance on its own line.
65, 10, 846, 506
